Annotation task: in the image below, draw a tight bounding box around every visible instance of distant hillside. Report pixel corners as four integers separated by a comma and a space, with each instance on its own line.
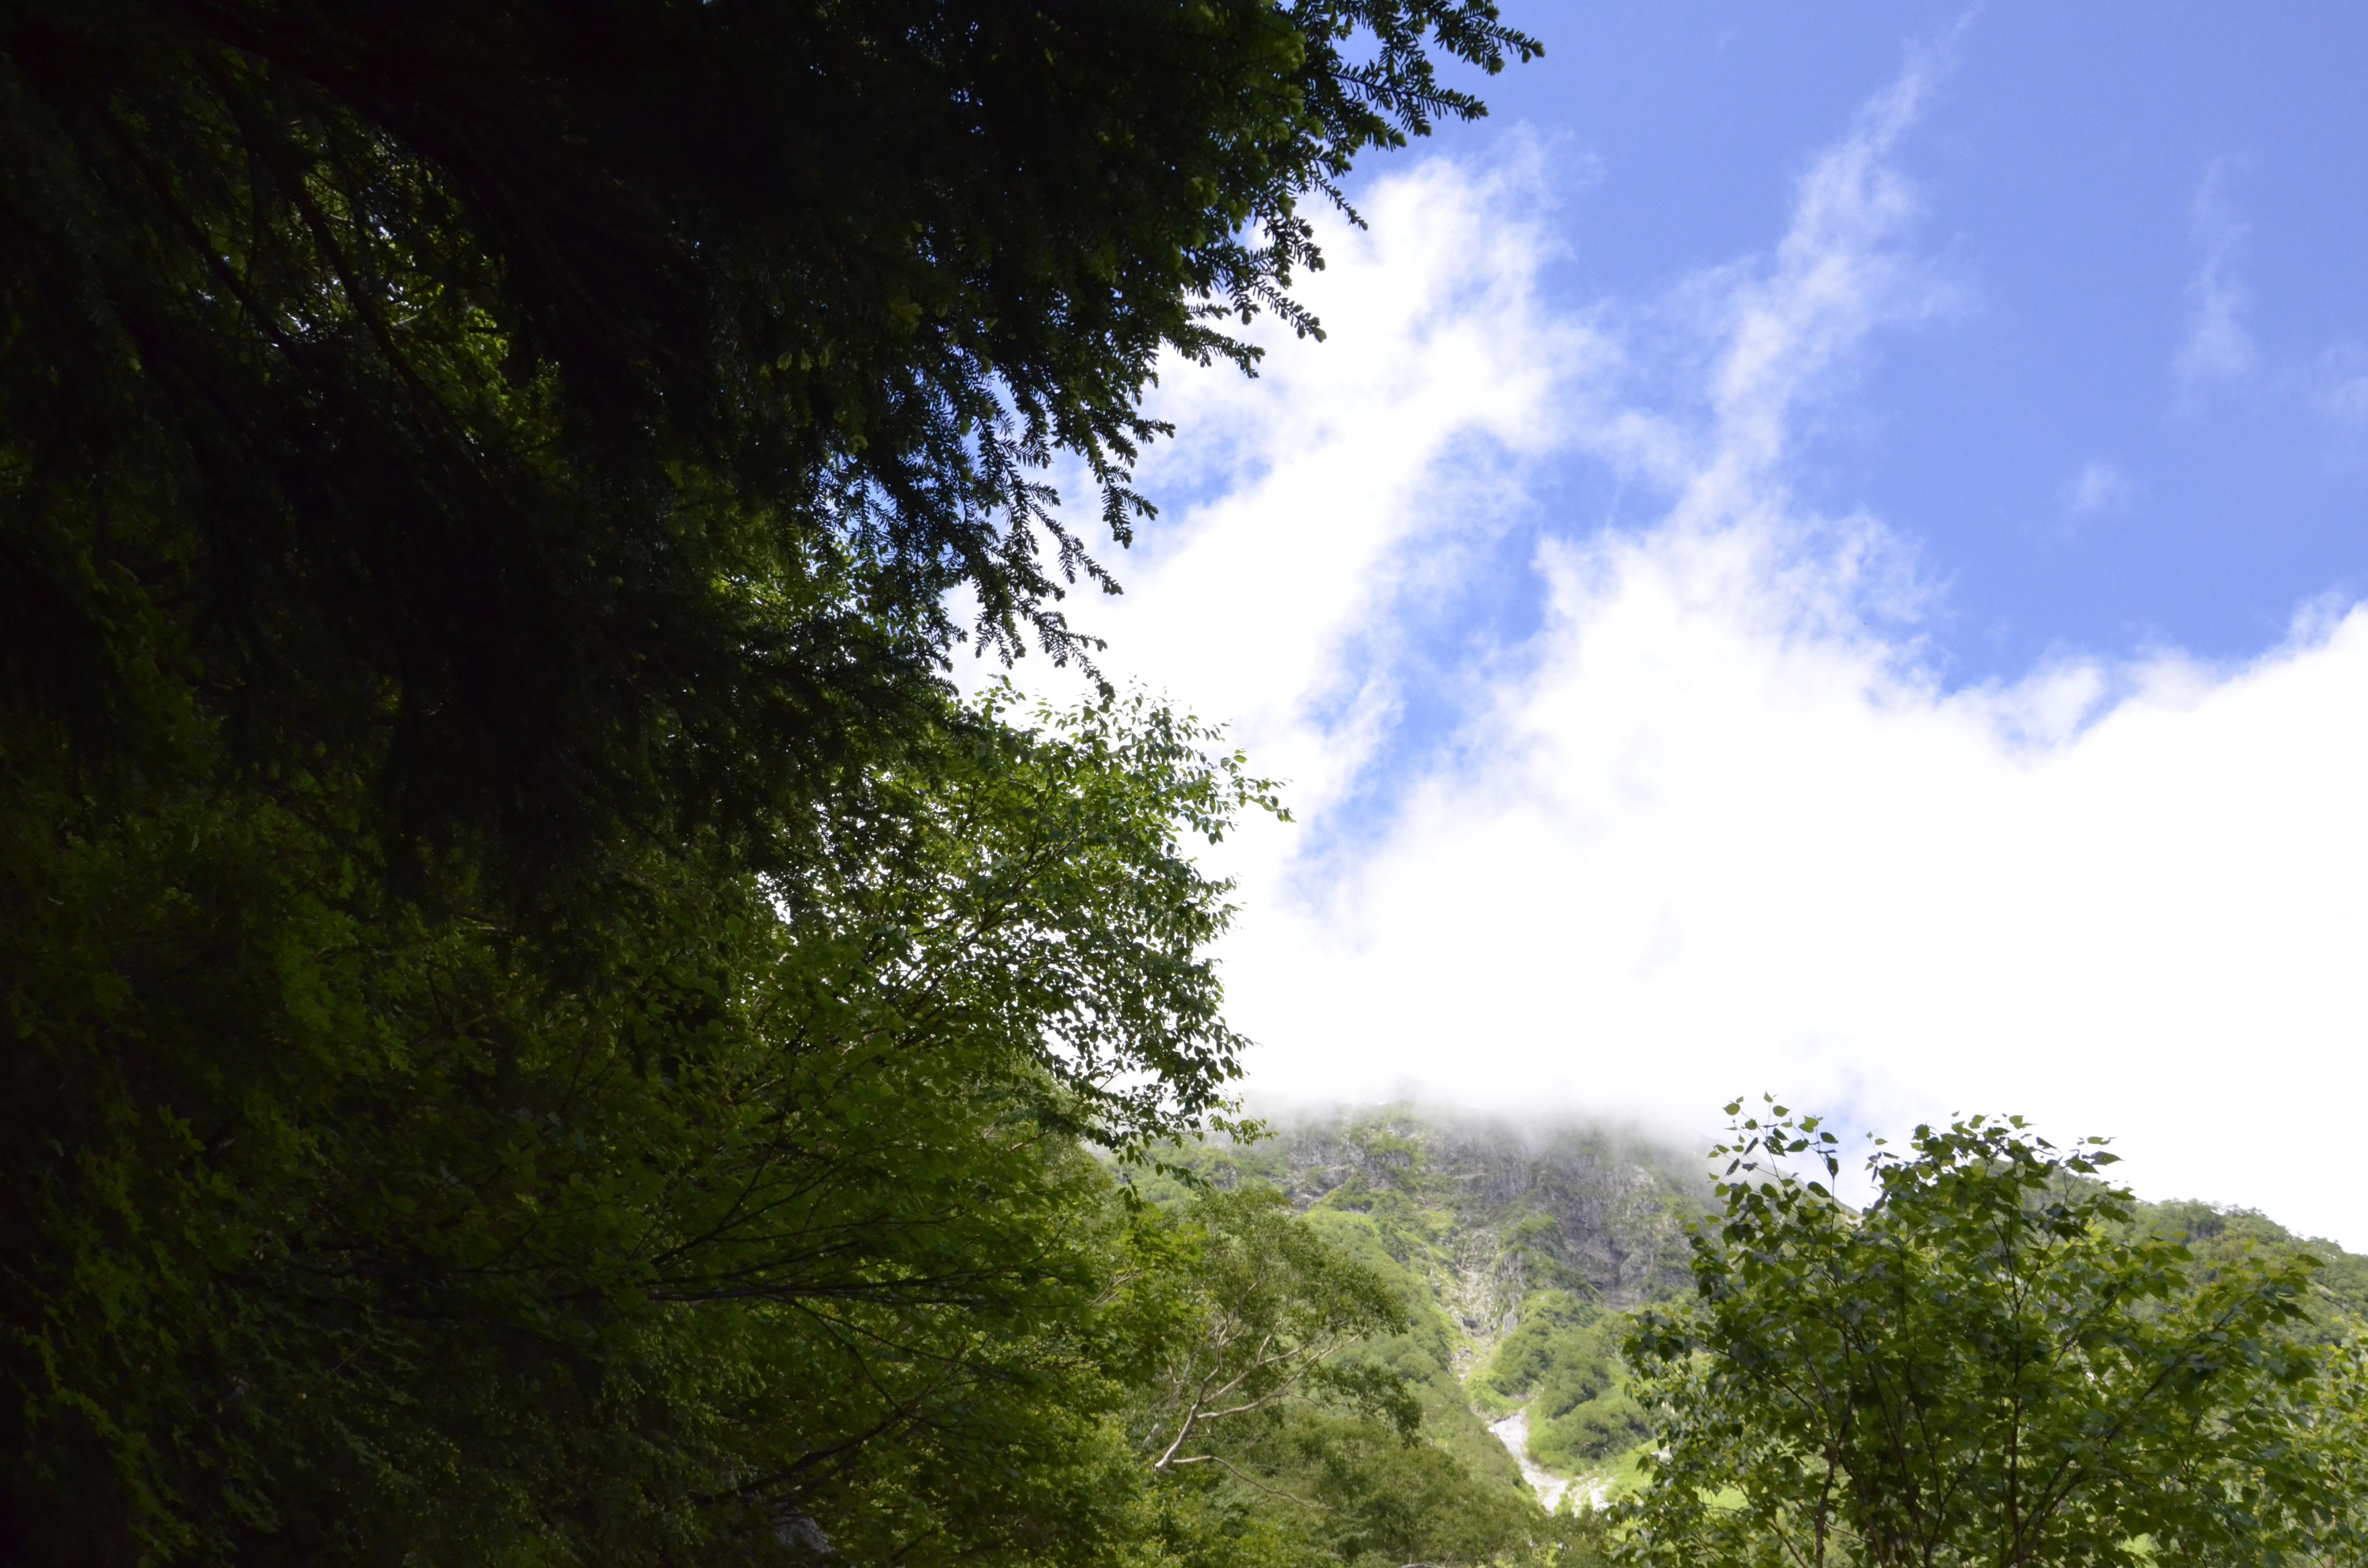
2136, 1195, 2368, 1331
1175, 1106, 1707, 1318
1142, 1103, 2368, 1510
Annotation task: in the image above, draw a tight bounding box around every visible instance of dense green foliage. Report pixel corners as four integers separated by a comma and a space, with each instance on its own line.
1135, 1109, 1714, 1528
1144, 1106, 2368, 1558
0, 3, 1549, 1560
5, 691, 1280, 1563
1621, 1103, 2367, 1568
0, 0, 1537, 901
1110, 1186, 1574, 1568
1472, 1292, 1648, 1474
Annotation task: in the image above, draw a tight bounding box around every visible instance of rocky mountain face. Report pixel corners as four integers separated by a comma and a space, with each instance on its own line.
1183, 1106, 1712, 1346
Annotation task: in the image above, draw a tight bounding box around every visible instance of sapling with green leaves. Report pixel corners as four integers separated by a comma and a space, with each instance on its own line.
1621, 1100, 2349, 1568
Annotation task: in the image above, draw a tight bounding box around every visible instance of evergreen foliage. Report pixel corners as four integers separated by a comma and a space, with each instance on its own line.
0, 0, 1537, 898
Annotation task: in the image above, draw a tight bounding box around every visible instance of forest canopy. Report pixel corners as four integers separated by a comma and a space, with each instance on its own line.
0, 0, 1538, 896
0, 2, 1544, 1561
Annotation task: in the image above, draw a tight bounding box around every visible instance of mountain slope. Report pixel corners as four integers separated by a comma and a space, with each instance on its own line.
1151, 1102, 2368, 1513
1146, 1105, 1709, 1506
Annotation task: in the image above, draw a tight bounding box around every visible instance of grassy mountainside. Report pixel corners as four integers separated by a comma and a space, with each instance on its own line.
1145, 1103, 2368, 1511
1140, 1105, 1711, 1505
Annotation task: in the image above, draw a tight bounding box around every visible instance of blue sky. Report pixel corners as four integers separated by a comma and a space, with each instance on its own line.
1422, 2, 2368, 679
1002, 7, 2368, 1246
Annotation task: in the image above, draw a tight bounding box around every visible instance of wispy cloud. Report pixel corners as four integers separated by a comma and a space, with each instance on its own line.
1568, 56, 1959, 524
1685, 62, 1943, 523
2175, 158, 2257, 398
2170, 160, 2368, 460
2063, 459, 2134, 517
1027, 67, 2368, 1249
2304, 343, 2368, 448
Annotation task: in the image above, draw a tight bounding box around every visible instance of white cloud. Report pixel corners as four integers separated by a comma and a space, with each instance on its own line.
1061, 141, 1596, 827
1032, 75, 2368, 1249
2175, 159, 2258, 397
2063, 459, 2134, 517
1233, 530, 2368, 1247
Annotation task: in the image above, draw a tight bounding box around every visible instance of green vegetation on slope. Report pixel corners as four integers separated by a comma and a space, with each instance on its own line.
1162, 1107, 1709, 1308
1121, 1112, 2368, 1568
1136, 1107, 1711, 1512
1114, 1187, 1549, 1568
2139, 1196, 2368, 1331
1470, 1292, 1650, 1474
1160, 1104, 2368, 1541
